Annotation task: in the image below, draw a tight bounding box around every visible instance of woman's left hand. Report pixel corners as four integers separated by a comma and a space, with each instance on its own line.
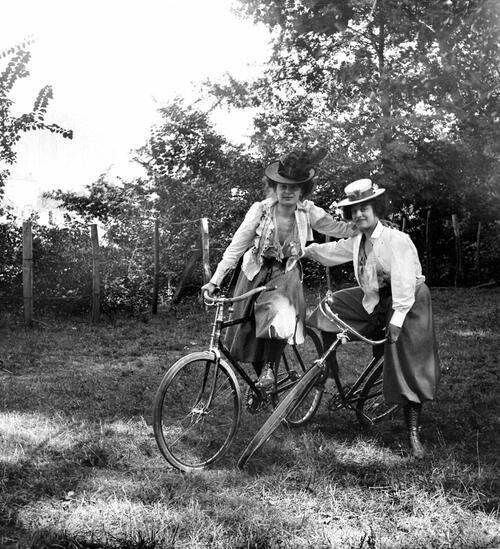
386, 323, 401, 344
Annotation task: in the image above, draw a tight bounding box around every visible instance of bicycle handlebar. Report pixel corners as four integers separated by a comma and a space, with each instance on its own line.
319, 298, 387, 346
203, 285, 275, 306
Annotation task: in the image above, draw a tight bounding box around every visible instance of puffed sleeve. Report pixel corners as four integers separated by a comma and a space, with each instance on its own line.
307, 202, 355, 238
209, 202, 262, 286
389, 233, 418, 327
302, 238, 354, 266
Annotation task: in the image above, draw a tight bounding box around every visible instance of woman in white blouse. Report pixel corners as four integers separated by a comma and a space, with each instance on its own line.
304, 178, 440, 459
202, 149, 353, 389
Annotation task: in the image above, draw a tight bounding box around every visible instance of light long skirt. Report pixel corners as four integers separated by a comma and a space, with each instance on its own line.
225, 260, 304, 363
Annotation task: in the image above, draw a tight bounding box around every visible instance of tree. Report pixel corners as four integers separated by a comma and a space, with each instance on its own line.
210, 0, 500, 284
49, 99, 264, 310
0, 38, 73, 197
222, 1, 499, 210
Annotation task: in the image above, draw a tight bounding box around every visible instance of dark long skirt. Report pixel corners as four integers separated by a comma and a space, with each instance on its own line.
307, 284, 440, 405
225, 259, 305, 363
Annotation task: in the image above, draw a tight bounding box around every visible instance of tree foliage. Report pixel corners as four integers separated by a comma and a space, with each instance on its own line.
0, 37, 73, 195
219, 0, 500, 284
226, 0, 499, 217
3, 8, 499, 316
49, 99, 264, 311
0, 209, 92, 314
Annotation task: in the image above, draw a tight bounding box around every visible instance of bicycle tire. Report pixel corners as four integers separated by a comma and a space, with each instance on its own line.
153, 352, 241, 472
355, 358, 400, 426
238, 362, 323, 469
279, 327, 324, 427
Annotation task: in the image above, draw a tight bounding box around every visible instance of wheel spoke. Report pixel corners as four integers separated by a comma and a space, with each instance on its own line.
356, 359, 400, 425
153, 356, 240, 471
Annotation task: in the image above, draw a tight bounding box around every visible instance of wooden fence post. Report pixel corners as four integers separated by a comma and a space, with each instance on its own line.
474, 221, 481, 285
200, 217, 211, 284
22, 221, 33, 327
425, 208, 431, 285
401, 216, 407, 233
152, 218, 160, 315
172, 246, 202, 304
90, 224, 101, 323
451, 214, 463, 287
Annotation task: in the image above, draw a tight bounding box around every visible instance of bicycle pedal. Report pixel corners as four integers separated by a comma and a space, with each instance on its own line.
245, 387, 267, 414
328, 394, 343, 411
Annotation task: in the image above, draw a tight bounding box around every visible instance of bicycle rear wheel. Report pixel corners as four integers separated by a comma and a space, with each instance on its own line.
238, 362, 323, 469
153, 352, 241, 472
355, 358, 400, 426
278, 327, 324, 427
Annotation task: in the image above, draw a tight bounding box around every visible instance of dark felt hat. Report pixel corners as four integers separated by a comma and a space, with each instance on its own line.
264, 148, 327, 185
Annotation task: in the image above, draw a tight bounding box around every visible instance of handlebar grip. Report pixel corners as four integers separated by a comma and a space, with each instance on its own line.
203, 289, 216, 304
320, 299, 387, 346
203, 285, 274, 306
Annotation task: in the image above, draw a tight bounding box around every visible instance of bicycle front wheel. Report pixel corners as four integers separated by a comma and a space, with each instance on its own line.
153, 352, 241, 472
355, 357, 400, 426
238, 362, 323, 469
279, 327, 324, 427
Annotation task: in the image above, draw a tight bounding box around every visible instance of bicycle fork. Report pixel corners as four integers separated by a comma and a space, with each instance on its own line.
320, 329, 367, 408
317, 329, 348, 379
192, 302, 225, 415
190, 350, 223, 419
204, 299, 229, 405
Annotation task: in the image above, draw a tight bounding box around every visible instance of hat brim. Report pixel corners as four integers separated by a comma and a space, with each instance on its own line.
337, 188, 386, 207
265, 161, 315, 184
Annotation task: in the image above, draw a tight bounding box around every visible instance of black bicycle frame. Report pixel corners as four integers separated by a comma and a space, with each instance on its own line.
202, 295, 316, 408
316, 331, 384, 409
217, 315, 299, 398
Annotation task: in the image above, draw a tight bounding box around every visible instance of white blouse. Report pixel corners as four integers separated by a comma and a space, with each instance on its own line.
210, 197, 354, 287
303, 221, 425, 327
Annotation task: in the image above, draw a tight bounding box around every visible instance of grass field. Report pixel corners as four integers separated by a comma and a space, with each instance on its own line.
0, 288, 499, 548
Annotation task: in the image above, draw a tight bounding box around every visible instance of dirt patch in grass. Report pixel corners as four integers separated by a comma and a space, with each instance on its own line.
0, 289, 499, 548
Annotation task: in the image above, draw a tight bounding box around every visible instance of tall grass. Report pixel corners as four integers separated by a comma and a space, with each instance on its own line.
0, 288, 499, 548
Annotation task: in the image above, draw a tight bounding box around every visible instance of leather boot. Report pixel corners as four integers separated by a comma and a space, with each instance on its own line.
404, 403, 425, 459
255, 362, 275, 389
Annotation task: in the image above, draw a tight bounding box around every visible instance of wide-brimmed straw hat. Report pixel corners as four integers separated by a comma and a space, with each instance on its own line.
265, 149, 326, 185
337, 178, 386, 207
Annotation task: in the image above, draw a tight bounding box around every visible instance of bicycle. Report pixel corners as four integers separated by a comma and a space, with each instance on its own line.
237, 292, 400, 468
152, 286, 324, 472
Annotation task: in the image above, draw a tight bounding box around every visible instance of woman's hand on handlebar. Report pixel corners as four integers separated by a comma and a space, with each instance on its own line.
201, 282, 217, 297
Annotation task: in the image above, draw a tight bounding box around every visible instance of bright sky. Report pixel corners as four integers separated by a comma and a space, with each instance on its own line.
1, 0, 270, 208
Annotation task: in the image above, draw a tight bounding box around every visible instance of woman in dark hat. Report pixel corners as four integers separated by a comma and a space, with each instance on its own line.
304, 178, 440, 458
202, 149, 354, 388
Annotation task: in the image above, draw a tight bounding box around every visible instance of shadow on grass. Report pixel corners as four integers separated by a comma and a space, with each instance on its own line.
1, 527, 178, 549
1, 289, 499, 547
0, 424, 185, 548
1, 446, 90, 546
